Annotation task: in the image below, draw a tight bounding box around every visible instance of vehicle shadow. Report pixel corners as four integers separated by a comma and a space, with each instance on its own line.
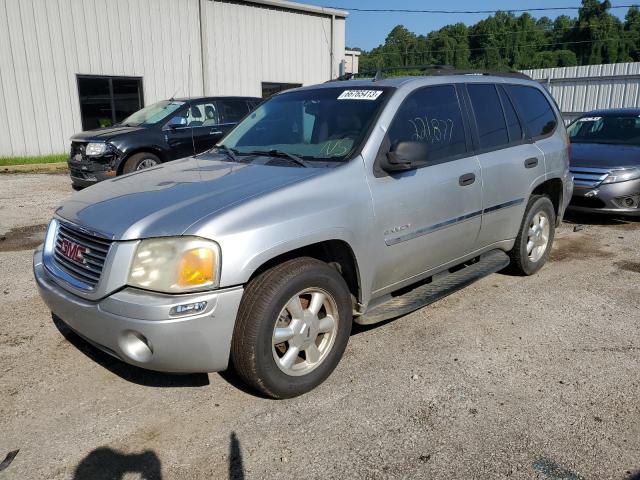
563, 210, 640, 226
73, 447, 162, 480
52, 315, 209, 388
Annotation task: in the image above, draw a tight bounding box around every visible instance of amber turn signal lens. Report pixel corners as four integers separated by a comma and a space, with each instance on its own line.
178, 248, 214, 287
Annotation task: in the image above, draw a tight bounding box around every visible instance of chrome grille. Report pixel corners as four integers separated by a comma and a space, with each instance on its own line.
570, 167, 610, 188
53, 222, 112, 287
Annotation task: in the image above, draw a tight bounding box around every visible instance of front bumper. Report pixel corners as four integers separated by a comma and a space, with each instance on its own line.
34, 249, 243, 373
67, 157, 117, 188
568, 178, 640, 216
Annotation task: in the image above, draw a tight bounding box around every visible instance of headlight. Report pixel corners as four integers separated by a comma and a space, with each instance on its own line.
602, 167, 640, 184
128, 237, 221, 293
85, 142, 107, 156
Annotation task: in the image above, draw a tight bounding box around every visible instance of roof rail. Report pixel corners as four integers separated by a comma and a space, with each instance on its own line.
327, 64, 531, 82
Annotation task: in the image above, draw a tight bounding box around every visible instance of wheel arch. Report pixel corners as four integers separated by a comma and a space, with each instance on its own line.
530, 177, 564, 225
116, 147, 168, 174
246, 239, 362, 308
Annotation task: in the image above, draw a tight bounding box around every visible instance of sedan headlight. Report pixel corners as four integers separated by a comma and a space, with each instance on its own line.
128, 237, 221, 293
602, 167, 640, 184
85, 142, 107, 156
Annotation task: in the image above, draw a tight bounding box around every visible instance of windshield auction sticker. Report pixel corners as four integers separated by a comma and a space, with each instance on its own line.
337, 90, 383, 100
578, 116, 602, 122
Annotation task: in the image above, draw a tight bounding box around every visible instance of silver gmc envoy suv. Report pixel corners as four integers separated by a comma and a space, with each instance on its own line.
34, 72, 572, 398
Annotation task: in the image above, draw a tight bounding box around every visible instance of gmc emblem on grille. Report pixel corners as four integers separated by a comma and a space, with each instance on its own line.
60, 238, 88, 263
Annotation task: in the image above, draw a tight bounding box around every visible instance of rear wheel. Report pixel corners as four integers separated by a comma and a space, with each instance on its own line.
508, 195, 556, 275
122, 152, 160, 174
231, 257, 352, 399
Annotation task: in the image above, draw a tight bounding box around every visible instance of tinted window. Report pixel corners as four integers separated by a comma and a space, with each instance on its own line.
220, 99, 250, 123
506, 85, 557, 138
498, 85, 523, 142
467, 84, 509, 149
387, 85, 467, 164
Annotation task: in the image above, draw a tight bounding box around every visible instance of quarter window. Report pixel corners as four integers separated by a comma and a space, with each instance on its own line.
467, 84, 509, 150
498, 85, 524, 142
506, 85, 557, 138
387, 85, 467, 164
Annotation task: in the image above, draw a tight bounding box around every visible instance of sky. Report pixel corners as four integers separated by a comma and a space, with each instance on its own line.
301, 0, 629, 50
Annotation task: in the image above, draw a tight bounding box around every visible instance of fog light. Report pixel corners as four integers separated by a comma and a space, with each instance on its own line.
170, 301, 207, 316
613, 194, 640, 209
118, 331, 153, 362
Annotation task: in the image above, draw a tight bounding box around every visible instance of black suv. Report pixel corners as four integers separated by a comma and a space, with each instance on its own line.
68, 96, 261, 188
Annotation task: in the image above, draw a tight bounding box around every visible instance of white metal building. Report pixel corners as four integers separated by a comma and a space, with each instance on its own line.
343, 49, 360, 74
0, 0, 348, 157
521, 62, 640, 123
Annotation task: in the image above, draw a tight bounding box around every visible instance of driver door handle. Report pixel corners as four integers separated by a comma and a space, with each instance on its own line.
210, 129, 222, 135
459, 172, 476, 186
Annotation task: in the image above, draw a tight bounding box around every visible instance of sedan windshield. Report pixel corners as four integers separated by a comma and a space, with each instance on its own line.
568, 115, 640, 145
120, 100, 185, 126
219, 87, 390, 162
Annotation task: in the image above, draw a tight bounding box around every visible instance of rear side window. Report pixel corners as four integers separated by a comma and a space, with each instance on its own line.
506, 85, 557, 138
219, 99, 250, 123
387, 85, 467, 164
498, 85, 523, 142
467, 84, 509, 149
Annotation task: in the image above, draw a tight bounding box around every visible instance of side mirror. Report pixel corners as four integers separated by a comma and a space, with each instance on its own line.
166, 116, 187, 129
381, 141, 429, 172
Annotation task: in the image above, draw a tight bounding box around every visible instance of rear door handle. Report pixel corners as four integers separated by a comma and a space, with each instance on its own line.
210, 129, 223, 135
524, 157, 539, 169
459, 172, 476, 186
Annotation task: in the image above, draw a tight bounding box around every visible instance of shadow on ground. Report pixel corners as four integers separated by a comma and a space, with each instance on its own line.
53, 315, 209, 388
73, 448, 162, 480
72, 433, 245, 480
563, 210, 640, 227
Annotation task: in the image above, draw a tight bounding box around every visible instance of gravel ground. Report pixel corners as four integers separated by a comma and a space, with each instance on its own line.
1, 174, 639, 480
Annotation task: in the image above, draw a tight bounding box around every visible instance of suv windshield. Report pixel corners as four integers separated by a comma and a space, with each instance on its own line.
568, 115, 640, 145
219, 87, 390, 161
120, 100, 185, 126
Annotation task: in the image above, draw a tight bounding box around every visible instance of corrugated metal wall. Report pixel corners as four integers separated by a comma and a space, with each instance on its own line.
200, 1, 345, 96
0, 0, 204, 157
521, 62, 640, 123
0, 0, 345, 157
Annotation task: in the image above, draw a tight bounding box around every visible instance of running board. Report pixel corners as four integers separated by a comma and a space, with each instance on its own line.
358, 250, 510, 325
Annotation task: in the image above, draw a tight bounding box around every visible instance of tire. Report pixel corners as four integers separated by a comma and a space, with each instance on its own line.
231, 257, 353, 399
508, 195, 556, 276
121, 152, 160, 174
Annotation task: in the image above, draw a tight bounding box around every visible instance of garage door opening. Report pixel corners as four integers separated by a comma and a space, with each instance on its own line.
77, 75, 144, 130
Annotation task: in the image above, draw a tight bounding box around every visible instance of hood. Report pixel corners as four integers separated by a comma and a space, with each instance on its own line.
570, 142, 640, 169
55, 155, 323, 240
70, 125, 147, 142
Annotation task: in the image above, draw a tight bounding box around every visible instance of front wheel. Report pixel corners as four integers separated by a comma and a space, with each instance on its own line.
231, 257, 352, 399
122, 152, 160, 174
508, 195, 556, 275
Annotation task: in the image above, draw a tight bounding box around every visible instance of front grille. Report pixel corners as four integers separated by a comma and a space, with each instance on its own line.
570, 167, 610, 188
53, 222, 112, 287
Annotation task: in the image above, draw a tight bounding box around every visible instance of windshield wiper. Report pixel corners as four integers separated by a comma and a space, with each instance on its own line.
247, 149, 311, 168
214, 144, 240, 162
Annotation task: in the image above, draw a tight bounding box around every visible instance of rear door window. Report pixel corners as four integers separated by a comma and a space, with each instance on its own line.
387, 85, 467, 165
467, 84, 509, 150
497, 85, 523, 142
506, 85, 557, 138
219, 99, 250, 123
